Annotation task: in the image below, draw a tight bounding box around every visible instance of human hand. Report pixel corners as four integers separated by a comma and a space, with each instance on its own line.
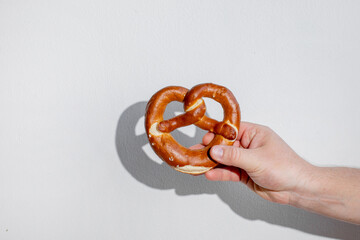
192, 122, 314, 205
191, 121, 360, 224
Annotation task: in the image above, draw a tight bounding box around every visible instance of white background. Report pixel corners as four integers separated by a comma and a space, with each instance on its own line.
1, 1, 360, 239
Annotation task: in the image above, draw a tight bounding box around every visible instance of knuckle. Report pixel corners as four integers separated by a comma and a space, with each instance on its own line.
226, 147, 241, 166
261, 125, 272, 133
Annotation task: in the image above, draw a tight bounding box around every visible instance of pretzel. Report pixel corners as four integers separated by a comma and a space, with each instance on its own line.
145, 83, 241, 175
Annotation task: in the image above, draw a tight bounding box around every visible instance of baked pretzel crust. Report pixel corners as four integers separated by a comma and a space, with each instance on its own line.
145, 83, 241, 175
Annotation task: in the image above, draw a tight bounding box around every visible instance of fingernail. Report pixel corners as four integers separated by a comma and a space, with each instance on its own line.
211, 146, 223, 160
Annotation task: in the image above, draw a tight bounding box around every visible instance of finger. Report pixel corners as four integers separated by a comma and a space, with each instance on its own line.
240, 126, 257, 148
238, 122, 271, 148
189, 144, 205, 150
202, 132, 215, 145
233, 140, 240, 148
205, 167, 256, 191
205, 166, 241, 182
238, 122, 256, 140
210, 145, 259, 173
238, 169, 251, 186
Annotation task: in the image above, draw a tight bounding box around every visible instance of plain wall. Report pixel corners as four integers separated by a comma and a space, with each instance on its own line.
1, 1, 360, 239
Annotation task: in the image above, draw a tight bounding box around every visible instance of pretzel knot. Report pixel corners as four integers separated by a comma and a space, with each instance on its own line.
145, 83, 241, 175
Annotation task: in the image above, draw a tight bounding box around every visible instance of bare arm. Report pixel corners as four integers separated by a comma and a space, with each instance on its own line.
194, 122, 360, 224
290, 166, 360, 224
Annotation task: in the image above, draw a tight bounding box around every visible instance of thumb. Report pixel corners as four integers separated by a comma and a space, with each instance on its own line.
210, 145, 259, 173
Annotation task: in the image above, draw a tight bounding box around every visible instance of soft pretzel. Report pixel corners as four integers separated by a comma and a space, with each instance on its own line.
145, 83, 241, 175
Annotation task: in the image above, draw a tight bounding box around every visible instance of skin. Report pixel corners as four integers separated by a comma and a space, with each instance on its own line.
190, 122, 360, 225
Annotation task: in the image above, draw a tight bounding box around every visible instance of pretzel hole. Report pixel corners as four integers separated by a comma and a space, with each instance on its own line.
163, 101, 183, 121
203, 98, 224, 122
163, 101, 207, 148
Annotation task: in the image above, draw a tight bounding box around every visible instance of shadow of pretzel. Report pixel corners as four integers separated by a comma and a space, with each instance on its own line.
115, 101, 360, 240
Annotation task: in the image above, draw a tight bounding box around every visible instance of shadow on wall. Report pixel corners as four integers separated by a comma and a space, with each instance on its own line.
115, 101, 360, 240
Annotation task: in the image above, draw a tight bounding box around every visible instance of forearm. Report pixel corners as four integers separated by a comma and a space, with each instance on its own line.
290, 166, 360, 224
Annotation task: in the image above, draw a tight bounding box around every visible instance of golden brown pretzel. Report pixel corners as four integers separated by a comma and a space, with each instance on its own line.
145, 83, 241, 175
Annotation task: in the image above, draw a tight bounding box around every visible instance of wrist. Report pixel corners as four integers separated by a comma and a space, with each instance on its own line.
288, 165, 356, 223
289, 163, 322, 208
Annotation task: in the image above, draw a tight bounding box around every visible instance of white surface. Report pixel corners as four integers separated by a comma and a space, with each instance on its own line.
1, 1, 360, 239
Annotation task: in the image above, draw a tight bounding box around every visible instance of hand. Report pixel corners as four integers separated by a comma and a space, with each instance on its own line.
191, 122, 360, 224
192, 122, 314, 205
